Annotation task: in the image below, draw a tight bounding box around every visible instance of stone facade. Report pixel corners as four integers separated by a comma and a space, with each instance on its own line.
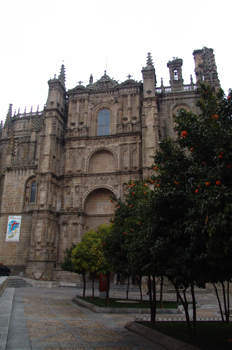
0, 48, 220, 280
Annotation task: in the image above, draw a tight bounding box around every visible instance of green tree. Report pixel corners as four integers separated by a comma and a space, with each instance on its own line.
60, 243, 76, 273
150, 83, 232, 337
151, 142, 204, 338
173, 83, 232, 323
72, 224, 111, 298
60, 243, 87, 297
104, 180, 163, 321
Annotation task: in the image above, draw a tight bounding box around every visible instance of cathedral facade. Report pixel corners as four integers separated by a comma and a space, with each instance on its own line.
0, 48, 220, 280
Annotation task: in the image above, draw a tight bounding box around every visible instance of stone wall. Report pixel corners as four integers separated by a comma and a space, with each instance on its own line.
0, 49, 220, 280
0, 213, 32, 273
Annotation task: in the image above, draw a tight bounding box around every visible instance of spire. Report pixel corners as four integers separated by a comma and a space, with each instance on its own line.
146, 52, 154, 68
142, 52, 154, 71
4, 104, 13, 129
58, 63, 66, 88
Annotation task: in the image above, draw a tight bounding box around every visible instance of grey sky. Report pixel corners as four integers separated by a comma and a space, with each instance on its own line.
1, 0, 231, 122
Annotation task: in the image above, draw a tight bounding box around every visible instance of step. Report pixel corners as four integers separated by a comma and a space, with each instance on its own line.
7, 278, 32, 288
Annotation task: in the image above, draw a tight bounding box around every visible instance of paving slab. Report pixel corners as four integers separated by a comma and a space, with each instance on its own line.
4, 287, 165, 350
1, 282, 224, 350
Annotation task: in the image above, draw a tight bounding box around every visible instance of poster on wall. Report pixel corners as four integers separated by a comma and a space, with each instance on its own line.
5, 216, 22, 242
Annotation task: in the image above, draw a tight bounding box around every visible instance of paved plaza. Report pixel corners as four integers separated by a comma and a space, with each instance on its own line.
0, 279, 223, 350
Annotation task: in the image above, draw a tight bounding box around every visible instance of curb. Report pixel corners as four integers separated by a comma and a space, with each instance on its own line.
125, 321, 200, 350
72, 297, 181, 314
0, 287, 15, 350
0, 277, 8, 297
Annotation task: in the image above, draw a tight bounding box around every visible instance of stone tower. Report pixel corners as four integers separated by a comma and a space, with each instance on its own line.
167, 58, 184, 91
25, 65, 67, 280
193, 47, 220, 90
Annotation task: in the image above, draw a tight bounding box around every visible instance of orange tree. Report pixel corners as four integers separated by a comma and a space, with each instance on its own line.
151, 82, 232, 335
173, 83, 232, 323
151, 140, 207, 339
104, 180, 165, 322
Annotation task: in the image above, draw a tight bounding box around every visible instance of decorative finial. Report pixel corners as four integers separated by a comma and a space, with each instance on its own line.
78, 81, 83, 85
89, 74, 93, 84
4, 104, 13, 129
104, 70, 107, 76
58, 64, 66, 88
127, 74, 133, 80
161, 78, 164, 86
146, 52, 154, 68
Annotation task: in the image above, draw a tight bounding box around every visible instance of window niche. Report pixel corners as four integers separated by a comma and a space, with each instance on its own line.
98, 109, 110, 136
174, 69, 178, 80
30, 182, 36, 203
24, 178, 37, 208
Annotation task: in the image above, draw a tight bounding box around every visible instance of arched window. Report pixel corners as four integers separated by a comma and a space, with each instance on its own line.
30, 182, 36, 203
98, 109, 110, 136
174, 69, 178, 80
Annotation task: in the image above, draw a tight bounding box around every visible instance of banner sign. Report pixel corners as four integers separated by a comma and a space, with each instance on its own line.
6, 216, 22, 242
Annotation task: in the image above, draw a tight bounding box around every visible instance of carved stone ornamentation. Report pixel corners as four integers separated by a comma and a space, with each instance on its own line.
0, 47, 217, 281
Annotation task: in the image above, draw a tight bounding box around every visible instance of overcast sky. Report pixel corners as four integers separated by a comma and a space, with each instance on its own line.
0, 0, 231, 123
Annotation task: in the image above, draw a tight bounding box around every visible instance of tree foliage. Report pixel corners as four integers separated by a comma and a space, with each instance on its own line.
104, 83, 232, 335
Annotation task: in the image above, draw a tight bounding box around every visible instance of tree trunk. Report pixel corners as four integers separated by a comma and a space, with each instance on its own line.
159, 275, 163, 308
227, 281, 230, 323
82, 273, 86, 298
190, 283, 197, 339
175, 284, 192, 341
152, 274, 157, 323
126, 277, 130, 300
139, 275, 143, 302
92, 277, 94, 299
106, 272, 110, 307
213, 282, 224, 322
222, 281, 230, 323
148, 275, 156, 323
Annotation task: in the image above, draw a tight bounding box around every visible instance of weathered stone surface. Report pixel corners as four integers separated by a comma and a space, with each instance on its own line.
0, 48, 220, 280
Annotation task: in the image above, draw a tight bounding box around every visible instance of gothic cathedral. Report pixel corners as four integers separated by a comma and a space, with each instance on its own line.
0, 48, 220, 280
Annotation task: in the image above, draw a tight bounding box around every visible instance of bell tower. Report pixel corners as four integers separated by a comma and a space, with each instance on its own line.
167, 58, 184, 91
193, 47, 220, 90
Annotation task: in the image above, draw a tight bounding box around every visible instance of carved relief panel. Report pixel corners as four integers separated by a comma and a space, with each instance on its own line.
131, 144, 138, 170
122, 145, 129, 171
65, 148, 74, 174
74, 148, 83, 174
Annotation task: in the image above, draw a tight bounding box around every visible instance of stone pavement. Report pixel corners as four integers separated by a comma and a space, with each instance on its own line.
0, 280, 223, 350
3, 285, 164, 350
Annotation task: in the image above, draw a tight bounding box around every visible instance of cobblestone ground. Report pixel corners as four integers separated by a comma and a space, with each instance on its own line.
6, 287, 165, 350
